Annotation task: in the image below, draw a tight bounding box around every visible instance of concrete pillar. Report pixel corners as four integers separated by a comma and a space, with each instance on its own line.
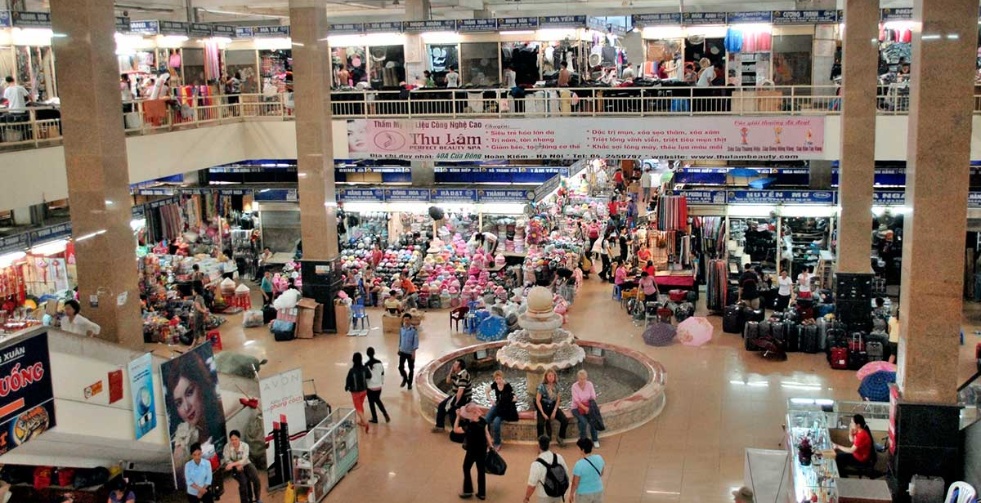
897, 0, 977, 404
808, 161, 832, 190
411, 161, 436, 186
404, 0, 431, 87
50, 0, 143, 348
289, 0, 339, 261
834, 0, 878, 274
796, 0, 835, 9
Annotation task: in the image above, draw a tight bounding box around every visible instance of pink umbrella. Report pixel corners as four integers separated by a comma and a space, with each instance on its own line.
856, 361, 897, 381
677, 317, 714, 347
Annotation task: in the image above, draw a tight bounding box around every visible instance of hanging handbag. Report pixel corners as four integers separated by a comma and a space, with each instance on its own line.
485, 448, 508, 476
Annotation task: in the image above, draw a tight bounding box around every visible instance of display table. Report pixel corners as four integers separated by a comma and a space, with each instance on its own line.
291, 408, 359, 502
653, 271, 695, 289
836, 478, 892, 503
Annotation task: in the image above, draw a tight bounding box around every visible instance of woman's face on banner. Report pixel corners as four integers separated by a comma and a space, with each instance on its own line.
173, 376, 204, 428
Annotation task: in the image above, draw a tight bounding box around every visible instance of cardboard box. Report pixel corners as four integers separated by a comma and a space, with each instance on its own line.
334, 303, 351, 337
295, 298, 319, 339
382, 314, 401, 335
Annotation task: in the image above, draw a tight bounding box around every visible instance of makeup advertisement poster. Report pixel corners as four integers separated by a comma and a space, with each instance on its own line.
128, 353, 157, 440
259, 368, 305, 489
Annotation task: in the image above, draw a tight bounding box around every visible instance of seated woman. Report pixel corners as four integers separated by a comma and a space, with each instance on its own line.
383, 290, 404, 315
833, 414, 875, 472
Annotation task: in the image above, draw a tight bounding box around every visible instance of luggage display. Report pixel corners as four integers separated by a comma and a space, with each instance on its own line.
758, 320, 773, 339
669, 289, 687, 302
771, 321, 788, 343
723, 305, 744, 334
674, 302, 694, 323
849, 333, 866, 353
848, 349, 869, 370
271, 320, 296, 341
686, 290, 697, 303
867, 341, 885, 362
744, 308, 765, 323
830, 347, 849, 369
744, 321, 760, 341
263, 305, 278, 324
802, 325, 821, 354
787, 325, 802, 352
243, 309, 264, 328
745, 333, 760, 351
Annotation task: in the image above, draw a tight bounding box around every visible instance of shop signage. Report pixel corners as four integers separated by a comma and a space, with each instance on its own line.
132, 205, 146, 219
329, 23, 365, 34
188, 23, 213, 37
29, 222, 72, 245
431, 189, 477, 202
235, 26, 254, 38
115, 16, 131, 33
130, 20, 160, 35
138, 188, 175, 196
970, 192, 981, 208
365, 21, 403, 33
0, 11, 10, 28
403, 20, 456, 33
497, 17, 539, 31
682, 12, 727, 25
587, 17, 627, 35
259, 369, 305, 489
535, 174, 562, 201
0, 332, 56, 457
254, 189, 298, 202
726, 11, 773, 24
726, 190, 836, 205
772, 10, 838, 25
11, 11, 50, 28
217, 188, 252, 196
678, 190, 726, 205
539, 15, 587, 29
212, 24, 236, 37
158, 20, 188, 36
387, 188, 431, 202
456, 19, 498, 33
146, 196, 181, 209
631, 13, 683, 26
881, 8, 913, 22
128, 353, 157, 440
346, 117, 827, 161
337, 188, 386, 202
873, 191, 905, 205
477, 189, 534, 203
254, 25, 290, 37
0, 233, 29, 255
336, 166, 409, 173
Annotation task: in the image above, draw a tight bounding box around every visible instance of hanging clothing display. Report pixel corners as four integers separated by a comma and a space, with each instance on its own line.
706, 259, 728, 312
656, 195, 688, 231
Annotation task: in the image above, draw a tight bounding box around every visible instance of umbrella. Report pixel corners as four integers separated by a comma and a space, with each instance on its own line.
729, 168, 760, 178
858, 370, 896, 402
477, 315, 508, 342
677, 317, 713, 347
856, 361, 897, 381
643, 322, 676, 347
748, 177, 777, 190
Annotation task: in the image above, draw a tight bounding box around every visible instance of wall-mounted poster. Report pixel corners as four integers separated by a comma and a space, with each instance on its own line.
161, 344, 227, 491
0, 332, 55, 456
128, 353, 157, 440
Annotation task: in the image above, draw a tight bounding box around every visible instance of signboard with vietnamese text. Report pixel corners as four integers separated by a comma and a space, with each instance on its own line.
337, 188, 386, 202
387, 188, 431, 202
726, 11, 773, 24
477, 189, 535, 203
11, 11, 50, 28
402, 20, 456, 33
431, 188, 477, 202
456, 19, 498, 33
726, 190, 836, 205
345, 117, 826, 161
158, 20, 188, 36
678, 190, 727, 205
772, 10, 838, 25
682, 12, 726, 25
873, 191, 906, 206
497, 17, 539, 31
881, 8, 913, 22
631, 13, 682, 26
0, 332, 56, 457
329, 23, 364, 34
254, 25, 290, 37
539, 15, 587, 28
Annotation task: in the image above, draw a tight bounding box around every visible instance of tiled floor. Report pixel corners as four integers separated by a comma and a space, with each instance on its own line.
172, 278, 981, 503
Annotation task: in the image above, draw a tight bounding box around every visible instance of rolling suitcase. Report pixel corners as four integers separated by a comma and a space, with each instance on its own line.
771, 321, 788, 344
744, 308, 765, 323
758, 320, 773, 339
802, 325, 821, 353
786, 325, 802, 352
723, 305, 743, 334
744, 321, 760, 349
867, 341, 884, 362
830, 347, 849, 369
263, 305, 277, 324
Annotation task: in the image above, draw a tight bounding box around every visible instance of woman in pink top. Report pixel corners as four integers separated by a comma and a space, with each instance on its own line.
613, 262, 627, 286
639, 271, 658, 298
571, 370, 601, 446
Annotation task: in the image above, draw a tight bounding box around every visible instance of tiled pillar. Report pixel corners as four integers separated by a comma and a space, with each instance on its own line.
897, 0, 977, 404
50, 0, 142, 347
835, 0, 878, 274
411, 161, 435, 186
808, 160, 832, 190
289, 0, 338, 261
404, 0, 430, 88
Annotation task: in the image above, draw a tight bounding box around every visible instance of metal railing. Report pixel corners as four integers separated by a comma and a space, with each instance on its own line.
0, 83, 959, 153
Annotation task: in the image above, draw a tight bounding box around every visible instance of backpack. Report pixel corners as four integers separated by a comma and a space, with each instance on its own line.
536, 453, 570, 498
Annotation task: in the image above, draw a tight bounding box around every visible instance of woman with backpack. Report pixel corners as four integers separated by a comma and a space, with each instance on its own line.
569, 437, 605, 503
344, 352, 372, 433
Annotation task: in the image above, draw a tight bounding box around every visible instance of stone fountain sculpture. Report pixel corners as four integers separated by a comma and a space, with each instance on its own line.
496, 286, 586, 397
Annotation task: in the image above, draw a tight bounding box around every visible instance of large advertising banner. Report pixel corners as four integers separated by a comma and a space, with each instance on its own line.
259, 368, 305, 490
128, 353, 158, 440
0, 332, 55, 456
161, 344, 227, 491
346, 117, 825, 161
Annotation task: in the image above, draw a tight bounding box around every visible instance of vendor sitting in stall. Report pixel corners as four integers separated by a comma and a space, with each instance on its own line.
384, 290, 404, 316
832, 414, 876, 474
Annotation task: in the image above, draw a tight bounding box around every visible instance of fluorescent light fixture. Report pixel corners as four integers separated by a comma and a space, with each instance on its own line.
421, 31, 460, 43
727, 205, 777, 217
12, 28, 54, 46
730, 23, 771, 32
75, 230, 107, 242
157, 35, 189, 47
210, 37, 232, 44
781, 383, 822, 391
130, 218, 147, 231
789, 398, 834, 406
947, 33, 960, 40
537, 29, 578, 40
883, 21, 918, 30
254, 37, 292, 50
781, 206, 837, 218
0, 252, 26, 268
871, 205, 911, 216
500, 30, 535, 35
479, 203, 527, 214
642, 26, 684, 39
29, 239, 68, 256
685, 26, 727, 38
921, 34, 941, 40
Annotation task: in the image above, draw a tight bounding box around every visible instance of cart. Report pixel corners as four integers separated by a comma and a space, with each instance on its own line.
303, 379, 331, 429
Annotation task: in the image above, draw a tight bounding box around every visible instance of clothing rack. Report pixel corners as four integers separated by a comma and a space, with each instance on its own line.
706, 259, 728, 312
656, 195, 688, 231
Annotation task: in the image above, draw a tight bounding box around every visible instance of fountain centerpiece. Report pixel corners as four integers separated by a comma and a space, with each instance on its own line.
496, 286, 586, 396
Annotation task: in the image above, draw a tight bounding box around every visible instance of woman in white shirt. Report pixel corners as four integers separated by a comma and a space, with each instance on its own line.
797, 267, 813, 299
60, 299, 101, 337
696, 58, 716, 88
775, 270, 793, 312
446, 67, 460, 88
365, 347, 390, 423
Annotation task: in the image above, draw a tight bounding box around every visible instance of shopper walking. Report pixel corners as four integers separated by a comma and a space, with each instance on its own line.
484, 370, 518, 450
456, 403, 493, 500
222, 430, 262, 503
570, 438, 605, 503
535, 370, 569, 446
570, 370, 601, 447
597, 233, 612, 282
260, 271, 274, 306
433, 359, 472, 432
524, 435, 569, 503
639, 169, 653, 205
738, 264, 761, 311
191, 285, 210, 345
365, 347, 390, 424
344, 352, 372, 433
397, 313, 419, 389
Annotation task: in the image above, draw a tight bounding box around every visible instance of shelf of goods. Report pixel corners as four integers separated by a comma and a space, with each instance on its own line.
783, 217, 831, 278
785, 409, 839, 503
291, 408, 359, 502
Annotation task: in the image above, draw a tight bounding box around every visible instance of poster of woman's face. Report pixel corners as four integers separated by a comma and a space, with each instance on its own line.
161, 344, 227, 491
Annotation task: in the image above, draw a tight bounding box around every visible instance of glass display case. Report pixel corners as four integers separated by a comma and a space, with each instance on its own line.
291, 408, 359, 502
786, 409, 838, 503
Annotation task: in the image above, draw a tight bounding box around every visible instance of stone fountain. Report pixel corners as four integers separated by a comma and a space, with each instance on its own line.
496, 286, 586, 397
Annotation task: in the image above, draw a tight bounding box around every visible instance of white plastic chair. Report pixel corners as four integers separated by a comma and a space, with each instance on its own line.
946, 481, 978, 503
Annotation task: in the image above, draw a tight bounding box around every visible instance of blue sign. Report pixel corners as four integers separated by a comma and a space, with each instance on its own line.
254, 189, 298, 202
189, 23, 213, 37
365, 21, 403, 33
726, 190, 836, 205
115, 16, 131, 33
679, 190, 726, 205
726, 11, 773, 24
11, 11, 50, 28
212, 24, 236, 37
30, 222, 72, 245
128, 353, 157, 440
254, 25, 290, 37
432, 189, 477, 202
337, 166, 409, 173
138, 188, 175, 196
403, 20, 456, 32
477, 189, 534, 203
497, 17, 539, 30
0, 11, 10, 28
873, 191, 906, 205
158, 20, 188, 35
631, 13, 682, 26
235, 26, 254, 38
329, 23, 364, 34
970, 192, 981, 209
0, 232, 28, 255
772, 10, 838, 24
132, 205, 146, 219
682, 12, 727, 25
539, 15, 587, 28
881, 8, 913, 22
386, 188, 431, 202
456, 19, 498, 33
146, 197, 180, 209
338, 188, 385, 202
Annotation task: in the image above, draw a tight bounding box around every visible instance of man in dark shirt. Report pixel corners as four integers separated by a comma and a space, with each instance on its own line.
739, 263, 761, 310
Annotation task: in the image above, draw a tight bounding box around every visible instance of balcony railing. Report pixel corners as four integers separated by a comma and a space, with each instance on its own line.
0, 83, 949, 152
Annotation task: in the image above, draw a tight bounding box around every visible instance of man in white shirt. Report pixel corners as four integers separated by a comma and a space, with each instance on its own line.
525, 435, 568, 503
445, 66, 460, 88
639, 168, 653, 205
3, 76, 30, 115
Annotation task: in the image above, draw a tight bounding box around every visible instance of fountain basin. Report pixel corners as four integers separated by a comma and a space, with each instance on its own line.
416, 340, 666, 442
